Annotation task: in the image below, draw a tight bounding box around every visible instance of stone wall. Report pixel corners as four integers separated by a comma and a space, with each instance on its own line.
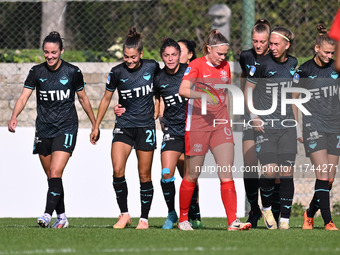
0, 62, 118, 129
0, 61, 241, 129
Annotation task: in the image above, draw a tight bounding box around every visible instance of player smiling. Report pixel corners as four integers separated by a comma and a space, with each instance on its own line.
90, 27, 160, 230
8, 31, 96, 228
293, 24, 339, 231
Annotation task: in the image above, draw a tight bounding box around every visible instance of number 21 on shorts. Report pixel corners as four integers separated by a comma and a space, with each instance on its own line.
145, 129, 155, 146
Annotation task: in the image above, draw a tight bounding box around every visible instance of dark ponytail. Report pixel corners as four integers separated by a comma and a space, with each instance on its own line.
316, 23, 336, 47
42, 31, 63, 50
123, 27, 143, 53
178, 39, 197, 62
160, 37, 181, 56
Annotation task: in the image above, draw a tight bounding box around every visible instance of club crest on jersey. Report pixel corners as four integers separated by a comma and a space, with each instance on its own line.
331, 72, 338, 80
309, 140, 317, 149
293, 73, 299, 83
256, 144, 261, 152
249, 66, 256, 76
106, 74, 111, 84
220, 70, 229, 82
290, 68, 295, 76
184, 67, 191, 76
143, 73, 151, 81
60, 76, 69, 85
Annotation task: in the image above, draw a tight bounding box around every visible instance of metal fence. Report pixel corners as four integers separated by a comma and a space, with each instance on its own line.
1, 0, 340, 210
1, 0, 339, 61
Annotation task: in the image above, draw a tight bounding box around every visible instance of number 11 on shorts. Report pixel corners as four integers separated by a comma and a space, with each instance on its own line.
64, 133, 74, 148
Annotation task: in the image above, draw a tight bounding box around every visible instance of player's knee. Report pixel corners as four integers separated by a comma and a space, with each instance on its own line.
139, 174, 151, 183
113, 165, 125, 176
184, 173, 199, 183
161, 168, 175, 183
49, 167, 63, 178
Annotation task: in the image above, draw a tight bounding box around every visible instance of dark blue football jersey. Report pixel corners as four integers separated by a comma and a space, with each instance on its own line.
24, 60, 84, 138
239, 48, 258, 74
239, 48, 262, 122
247, 53, 298, 129
106, 59, 160, 128
293, 58, 340, 133
154, 63, 188, 136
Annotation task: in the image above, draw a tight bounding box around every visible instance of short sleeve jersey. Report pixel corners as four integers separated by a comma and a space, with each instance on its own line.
330, 9, 340, 41
24, 60, 84, 138
239, 48, 257, 74
106, 59, 160, 128
293, 58, 340, 133
247, 53, 298, 129
239, 48, 261, 121
182, 56, 231, 131
154, 63, 188, 136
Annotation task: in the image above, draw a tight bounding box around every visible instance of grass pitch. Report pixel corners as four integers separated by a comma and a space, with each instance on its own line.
0, 216, 339, 255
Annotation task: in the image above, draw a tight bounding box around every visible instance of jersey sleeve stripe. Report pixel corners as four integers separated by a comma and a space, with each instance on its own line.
247, 78, 257, 84
24, 85, 35, 90
106, 87, 115, 92
76, 86, 84, 91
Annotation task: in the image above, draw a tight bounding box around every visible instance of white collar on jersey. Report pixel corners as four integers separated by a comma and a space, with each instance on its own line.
206, 60, 218, 67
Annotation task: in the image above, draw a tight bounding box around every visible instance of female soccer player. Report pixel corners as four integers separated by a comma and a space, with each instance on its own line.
239, 19, 280, 228
245, 27, 298, 230
293, 24, 339, 231
178, 39, 197, 64
178, 30, 252, 231
117, 38, 202, 229
8, 31, 96, 228
90, 27, 160, 230
177, 38, 202, 228
153, 38, 188, 229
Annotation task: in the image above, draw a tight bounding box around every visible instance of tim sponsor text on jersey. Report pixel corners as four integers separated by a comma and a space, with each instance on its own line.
163, 93, 188, 107
120, 84, 153, 99
39, 89, 71, 101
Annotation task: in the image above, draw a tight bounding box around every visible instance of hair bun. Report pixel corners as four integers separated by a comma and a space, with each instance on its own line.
49, 31, 61, 38
254, 19, 270, 27
127, 27, 140, 39
317, 23, 328, 35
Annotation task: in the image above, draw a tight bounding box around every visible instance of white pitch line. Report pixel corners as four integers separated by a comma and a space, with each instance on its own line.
0, 246, 238, 255
5, 246, 340, 255
0, 248, 75, 255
